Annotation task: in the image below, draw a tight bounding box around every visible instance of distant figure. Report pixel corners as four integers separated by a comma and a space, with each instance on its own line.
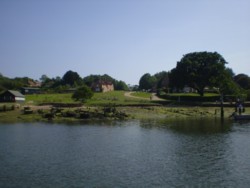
238, 104, 243, 115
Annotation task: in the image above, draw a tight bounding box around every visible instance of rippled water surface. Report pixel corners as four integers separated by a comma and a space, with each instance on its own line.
1, 119, 250, 187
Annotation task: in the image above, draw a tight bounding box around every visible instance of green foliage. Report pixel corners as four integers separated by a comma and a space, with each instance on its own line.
131, 92, 152, 99
163, 94, 220, 102
170, 51, 228, 96
26, 93, 75, 104
86, 91, 154, 106
114, 80, 128, 90
24, 91, 154, 106
40, 74, 50, 83
0, 74, 35, 91
83, 74, 101, 87
216, 71, 242, 96
83, 74, 128, 90
62, 70, 82, 86
72, 85, 94, 102
139, 73, 157, 90
156, 71, 170, 92
225, 68, 235, 77
234, 74, 250, 90
138, 71, 170, 92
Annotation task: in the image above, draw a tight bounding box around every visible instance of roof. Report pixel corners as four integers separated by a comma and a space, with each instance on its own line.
7, 90, 25, 97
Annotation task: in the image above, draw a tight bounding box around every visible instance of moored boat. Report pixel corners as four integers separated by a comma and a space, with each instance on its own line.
233, 114, 250, 121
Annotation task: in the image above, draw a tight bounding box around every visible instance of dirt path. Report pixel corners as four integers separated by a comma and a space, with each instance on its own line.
124, 92, 165, 101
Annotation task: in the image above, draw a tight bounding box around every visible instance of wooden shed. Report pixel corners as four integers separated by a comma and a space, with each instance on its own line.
0, 90, 25, 103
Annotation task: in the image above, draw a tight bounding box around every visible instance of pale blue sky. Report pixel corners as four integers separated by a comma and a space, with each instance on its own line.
1, 0, 249, 85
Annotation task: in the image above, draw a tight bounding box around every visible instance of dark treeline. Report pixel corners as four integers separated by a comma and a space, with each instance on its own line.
138, 52, 250, 100
0, 71, 129, 93
0, 74, 32, 92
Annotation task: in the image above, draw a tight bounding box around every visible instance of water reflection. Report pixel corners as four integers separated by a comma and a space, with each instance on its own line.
1, 120, 250, 187
140, 118, 233, 134
139, 118, 242, 187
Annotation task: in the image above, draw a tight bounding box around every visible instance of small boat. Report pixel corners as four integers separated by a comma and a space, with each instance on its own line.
233, 114, 250, 121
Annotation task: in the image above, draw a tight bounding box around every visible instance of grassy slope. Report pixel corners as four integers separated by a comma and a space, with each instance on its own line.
130, 92, 152, 99
168, 93, 219, 97
24, 91, 220, 106
0, 91, 244, 123
24, 91, 154, 106
26, 93, 75, 104
86, 91, 153, 106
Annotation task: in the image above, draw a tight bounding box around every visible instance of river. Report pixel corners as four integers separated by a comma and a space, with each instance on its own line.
0, 119, 250, 187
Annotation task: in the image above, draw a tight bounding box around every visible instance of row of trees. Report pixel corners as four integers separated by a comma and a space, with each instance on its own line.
139, 51, 250, 98
0, 75, 33, 92
40, 71, 128, 91
1, 51, 250, 99
0, 71, 129, 93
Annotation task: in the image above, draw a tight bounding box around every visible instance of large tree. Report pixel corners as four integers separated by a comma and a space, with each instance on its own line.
170, 51, 228, 96
62, 70, 82, 86
114, 80, 129, 91
139, 73, 157, 91
72, 85, 93, 102
155, 71, 170, 91
234, 74, 250, 90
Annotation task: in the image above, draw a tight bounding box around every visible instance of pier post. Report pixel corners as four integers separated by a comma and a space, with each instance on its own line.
220, 95, 224, 119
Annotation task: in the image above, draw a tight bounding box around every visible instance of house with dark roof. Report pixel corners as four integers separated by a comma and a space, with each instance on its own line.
0, 90, 25, 102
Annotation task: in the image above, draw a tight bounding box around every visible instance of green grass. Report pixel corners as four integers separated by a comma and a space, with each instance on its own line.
25, 93, 75, 104
24, 91, 153, 106
86, 91, 152, 106
24, 91, 221, 106
167, 93, 219, 97
131, 92, 152, 99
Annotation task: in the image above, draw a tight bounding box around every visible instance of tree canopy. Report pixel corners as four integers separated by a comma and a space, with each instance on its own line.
170, 51, 229, 96
62, 70, 82, 86
234, 74, 250, 90
72, 85, 94, 102
138, 71, 170, 92
83, 74, 128, 91
139, 73, 157, 91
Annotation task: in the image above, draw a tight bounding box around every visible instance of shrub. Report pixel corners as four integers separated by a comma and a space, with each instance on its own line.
72, 85, 93, 102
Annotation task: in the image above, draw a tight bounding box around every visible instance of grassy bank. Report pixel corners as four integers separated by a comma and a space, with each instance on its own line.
0, 105, 240, 123
26, 93, 75, 104
25, 91, 156, 106
130, 92, 152, 99
119, 106, 239, 119
0, 91, 247, 123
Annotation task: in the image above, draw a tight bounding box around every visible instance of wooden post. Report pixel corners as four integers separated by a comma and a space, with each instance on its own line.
220, 94, 224, 119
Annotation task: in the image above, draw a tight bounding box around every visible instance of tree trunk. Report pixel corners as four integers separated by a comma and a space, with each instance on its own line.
197, 89, 204, 97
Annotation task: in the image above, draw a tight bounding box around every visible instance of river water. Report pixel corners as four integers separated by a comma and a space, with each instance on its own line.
0, 119, 250, 187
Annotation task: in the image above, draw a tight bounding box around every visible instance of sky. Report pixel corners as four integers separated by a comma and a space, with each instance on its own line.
1, 0, 250, 85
